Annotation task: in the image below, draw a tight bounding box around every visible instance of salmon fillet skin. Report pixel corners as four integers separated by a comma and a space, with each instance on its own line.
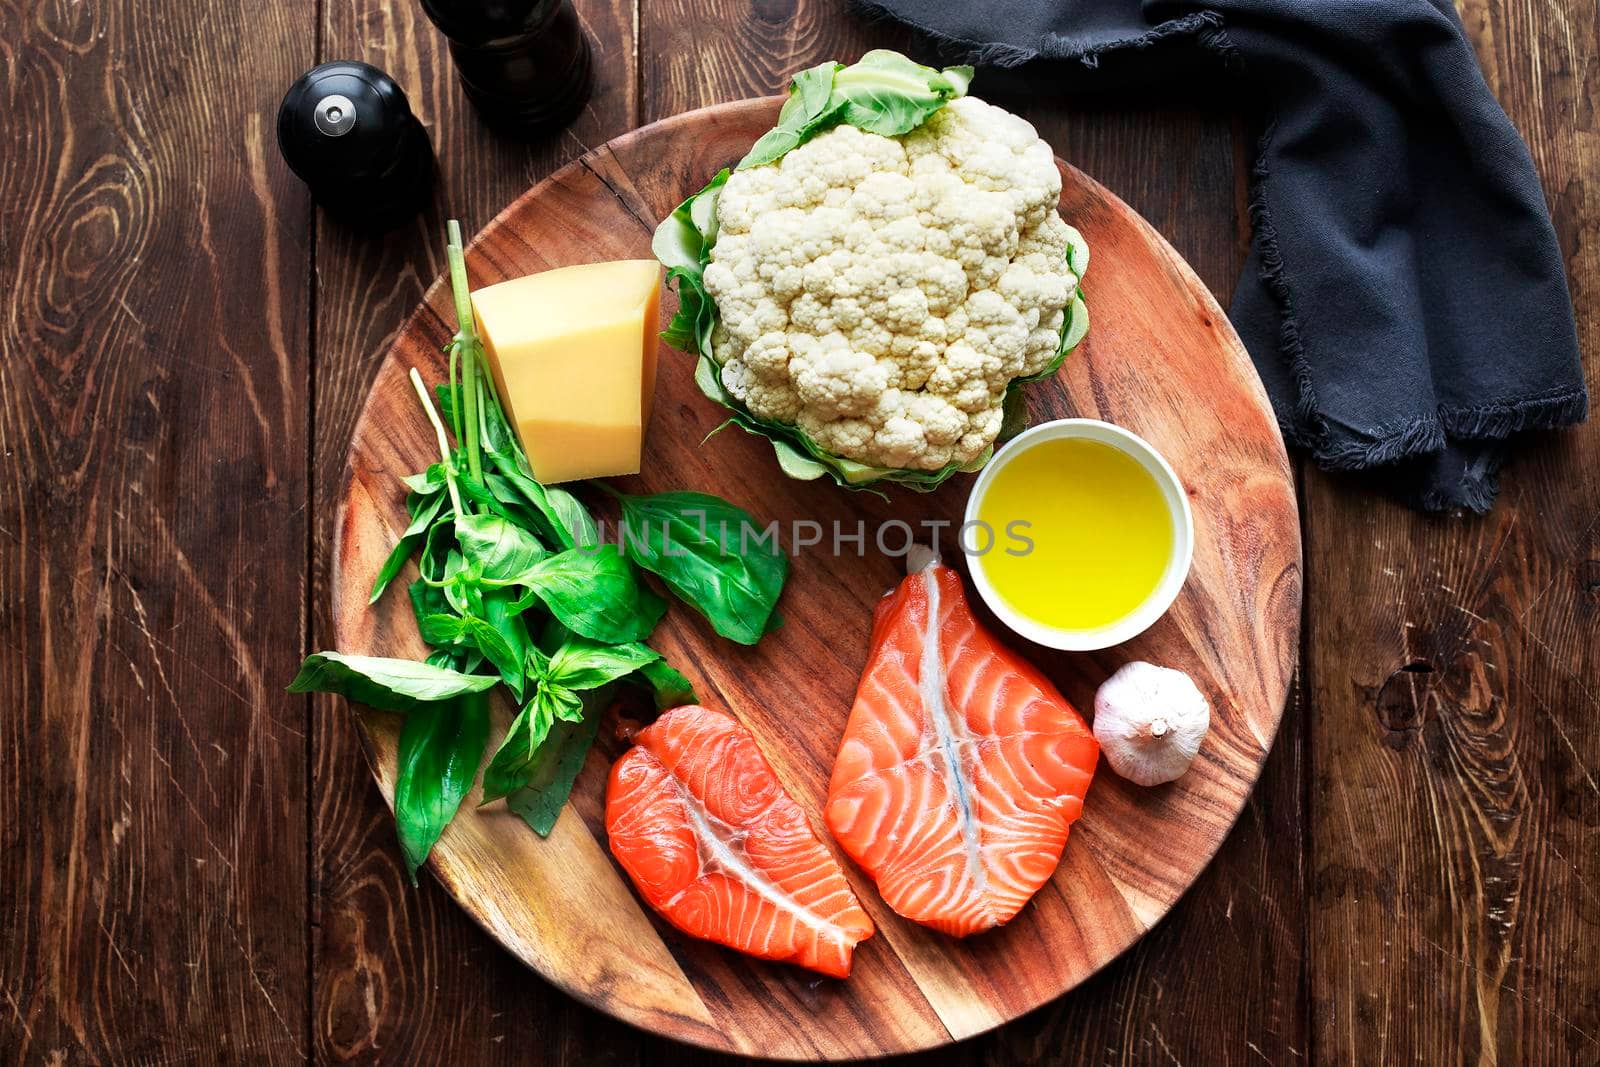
606, 705, 876, 977
825, 557, 1099, 937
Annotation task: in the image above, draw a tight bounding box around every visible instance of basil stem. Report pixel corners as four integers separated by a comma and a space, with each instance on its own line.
409, 367, 463, 517
446, 220, 484, 487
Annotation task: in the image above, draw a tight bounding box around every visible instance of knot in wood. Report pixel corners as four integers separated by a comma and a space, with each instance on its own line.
1375, 661, 1435, 742
1581, 559, 1600, 599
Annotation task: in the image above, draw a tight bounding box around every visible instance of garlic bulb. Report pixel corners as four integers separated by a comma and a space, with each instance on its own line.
1093, 661, 1210, 786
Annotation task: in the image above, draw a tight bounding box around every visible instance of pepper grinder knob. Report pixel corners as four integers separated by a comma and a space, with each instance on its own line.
276, 61, 434, 229
313, 94, 358, 138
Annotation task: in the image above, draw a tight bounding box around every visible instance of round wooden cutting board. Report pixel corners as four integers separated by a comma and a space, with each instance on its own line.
332, 98, 1301, 1060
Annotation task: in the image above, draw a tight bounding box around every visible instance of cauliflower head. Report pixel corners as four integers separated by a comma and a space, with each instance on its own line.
701, 96, 1081, 473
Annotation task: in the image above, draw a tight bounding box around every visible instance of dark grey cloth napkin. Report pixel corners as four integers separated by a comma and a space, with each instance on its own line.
855, 0, 1587, 511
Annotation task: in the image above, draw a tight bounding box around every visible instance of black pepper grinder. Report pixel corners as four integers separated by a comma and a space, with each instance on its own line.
276, 61, 435, 229
418, 0, 593, 137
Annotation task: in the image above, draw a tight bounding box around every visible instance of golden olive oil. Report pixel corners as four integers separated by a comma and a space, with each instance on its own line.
975, 437, 1174, 632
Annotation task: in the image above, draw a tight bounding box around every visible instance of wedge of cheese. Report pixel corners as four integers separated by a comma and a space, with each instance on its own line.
471, 260, 662, 484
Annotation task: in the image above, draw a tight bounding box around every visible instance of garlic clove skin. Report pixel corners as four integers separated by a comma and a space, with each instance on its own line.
1093, 661, 1210, 786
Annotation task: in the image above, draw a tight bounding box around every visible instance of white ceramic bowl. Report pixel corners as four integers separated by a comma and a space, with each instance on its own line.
961, 418, 1195, 651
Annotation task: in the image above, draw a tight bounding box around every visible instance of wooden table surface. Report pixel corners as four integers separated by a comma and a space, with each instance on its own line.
2, 0, 1594, 1063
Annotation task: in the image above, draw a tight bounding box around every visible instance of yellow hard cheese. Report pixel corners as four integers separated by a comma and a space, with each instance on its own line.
471, 260, 662, 484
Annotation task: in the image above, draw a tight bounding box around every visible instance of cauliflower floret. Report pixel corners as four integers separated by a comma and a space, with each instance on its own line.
792, 345, 888, 419
799, 412, 875, 460
926, 342, 998, 414
742, 332, 793, 380
704, 95, 1077, 472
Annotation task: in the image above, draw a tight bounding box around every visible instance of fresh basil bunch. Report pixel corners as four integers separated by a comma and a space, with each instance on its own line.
291, 222, 787, 881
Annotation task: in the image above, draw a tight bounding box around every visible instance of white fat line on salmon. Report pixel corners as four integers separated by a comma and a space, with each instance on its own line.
919, 567, 987, 903
657, 766, 849, 946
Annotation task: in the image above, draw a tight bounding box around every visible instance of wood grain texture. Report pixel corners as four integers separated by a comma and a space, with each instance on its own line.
0, 0, 313, 1061
1305, 0, 1600, 1061
307, 1, 644, 1063
330, 97, 1300, 1059
2, 0, 1590, 1061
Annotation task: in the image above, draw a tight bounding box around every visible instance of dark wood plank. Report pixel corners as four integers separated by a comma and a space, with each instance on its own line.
307, 1, 644, 1063
637, 3, 1306, 1063
1305, 0, 1600, 1061
0, 0, 313, 1060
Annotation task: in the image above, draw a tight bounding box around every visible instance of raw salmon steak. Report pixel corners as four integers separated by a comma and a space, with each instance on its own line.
825, 553, 1099, 937
606, 705, 875, 977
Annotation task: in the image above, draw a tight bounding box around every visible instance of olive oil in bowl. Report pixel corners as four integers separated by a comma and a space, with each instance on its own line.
964, 420, 1193, 650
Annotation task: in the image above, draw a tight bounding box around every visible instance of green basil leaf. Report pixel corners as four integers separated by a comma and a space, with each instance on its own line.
476, 389, 516, 455
544, 486, 599, 549
456, 512, 547, 582
370, 489, 449, 604
483, 590, 531, 696
481, 683, 584, 802
409, 577, 453, 632
287, 652, 498, 713
454, 469, 500, 509
442, 550, 484, 617
484, 459, 565, 546
535, 616, 573, 656
481, 700, 546, 803
633, 659, 697, 710
424, 646, 469, 672
515, 545, 667, 644
419, 519, 455, 582
401, 463, 451, 495
504, 703, 603, 837
406, 486, 443, 518
458, 469, 551, 537
524, 644, 552, 683
393, 691, 490, 883
471, 617, 523, 699
547, 684, 586, 723
434, 383, 458, 431
481, 450, 601, 551
416, 610, 469, 649
616, 491, 788, 645
478, 472, 557, 543
546, 636, 659, 692
419, 612, 524, 700
423, 645, 486, 679
442, 550, 470, 614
